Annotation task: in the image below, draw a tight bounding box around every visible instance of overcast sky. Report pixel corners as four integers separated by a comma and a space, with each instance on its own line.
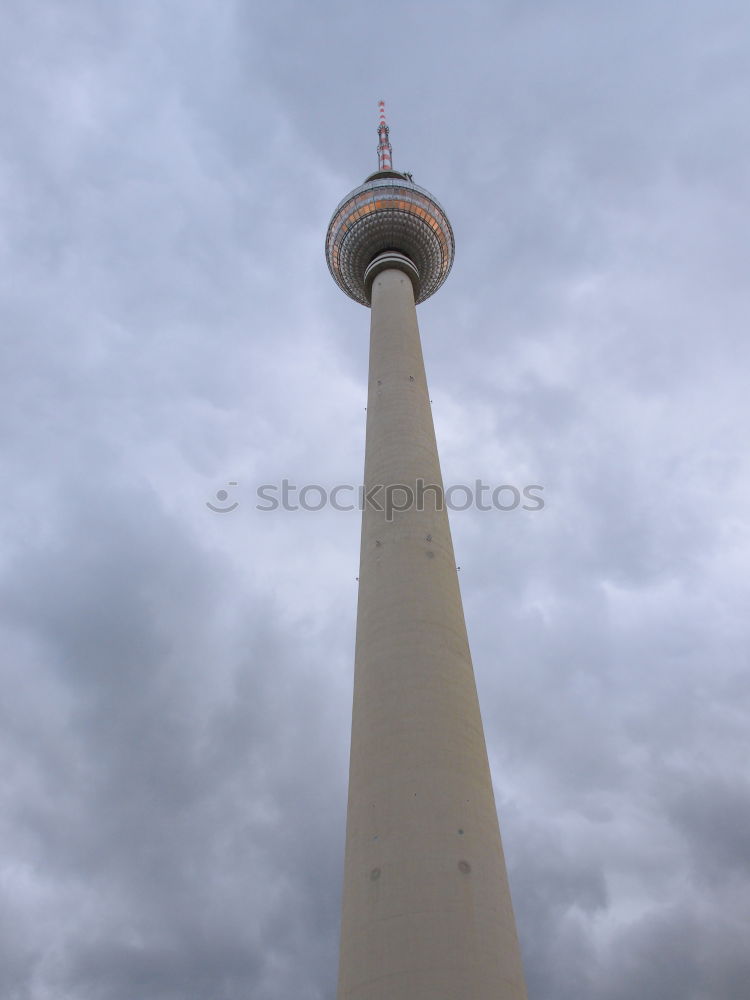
1, 1, 749, 998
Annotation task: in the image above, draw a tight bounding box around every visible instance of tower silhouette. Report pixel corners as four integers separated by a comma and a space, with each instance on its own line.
325, 104, 528, 1000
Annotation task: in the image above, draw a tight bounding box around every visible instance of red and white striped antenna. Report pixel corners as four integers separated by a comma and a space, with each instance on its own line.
377, 100, 392, 171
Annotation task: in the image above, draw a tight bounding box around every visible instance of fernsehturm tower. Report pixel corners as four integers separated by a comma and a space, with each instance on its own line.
325, 104, 528, 1000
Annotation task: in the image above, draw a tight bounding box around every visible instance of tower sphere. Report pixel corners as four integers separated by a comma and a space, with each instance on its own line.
325, 169, 455, 306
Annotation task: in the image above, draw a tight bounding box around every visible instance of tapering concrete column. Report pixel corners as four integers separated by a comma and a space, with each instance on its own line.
336, 264, 528, 1000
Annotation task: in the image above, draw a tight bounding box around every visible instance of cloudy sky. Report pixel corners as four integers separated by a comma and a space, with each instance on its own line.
2, 1, 749, 997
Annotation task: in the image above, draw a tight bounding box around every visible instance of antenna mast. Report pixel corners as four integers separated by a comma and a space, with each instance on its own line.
377, 100, 392, 171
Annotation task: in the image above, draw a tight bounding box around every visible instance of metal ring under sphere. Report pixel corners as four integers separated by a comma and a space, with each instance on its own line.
325, 171, 455, 306
364, 251, 420, 297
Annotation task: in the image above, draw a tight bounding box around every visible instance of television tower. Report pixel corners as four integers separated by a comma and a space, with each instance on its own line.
325, 104, 528, 1000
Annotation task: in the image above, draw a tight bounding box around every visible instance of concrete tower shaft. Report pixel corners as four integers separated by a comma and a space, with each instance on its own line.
335, 267, 528, 1000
